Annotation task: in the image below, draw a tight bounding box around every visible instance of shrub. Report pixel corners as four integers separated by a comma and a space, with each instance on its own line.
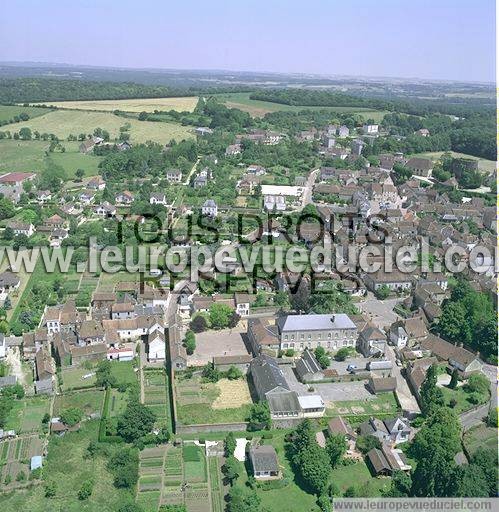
78, 480, 94, 500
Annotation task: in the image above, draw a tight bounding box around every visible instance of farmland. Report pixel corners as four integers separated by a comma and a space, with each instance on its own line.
216, 92, 389, 121
0, 105, 52, 123
30, 96, 199, 113
0, 139, 103, 178
4, 109, 194, 144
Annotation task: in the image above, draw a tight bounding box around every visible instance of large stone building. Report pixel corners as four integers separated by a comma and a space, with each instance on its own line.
277, 313, 358, 353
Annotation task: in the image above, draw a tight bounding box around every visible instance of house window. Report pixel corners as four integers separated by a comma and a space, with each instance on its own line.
317, 342, 321, 347
328, 332, 332, 338
284, 335, 288, 340
300, 334, 304, 339
282, 343, 288, 349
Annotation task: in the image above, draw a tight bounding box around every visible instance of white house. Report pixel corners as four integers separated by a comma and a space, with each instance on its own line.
94, 202, 116, 217
201, 199, 218, 217
150, 193, 168, 206
166, 169, 183, 183
6, 221, 34, 237
79, 190, 96, 205
147, 330, 165, 361
363, 124, 379, 135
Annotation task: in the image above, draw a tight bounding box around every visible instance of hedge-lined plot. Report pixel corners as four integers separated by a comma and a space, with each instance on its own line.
208, 456, 224, 512
143, 369, 172, 431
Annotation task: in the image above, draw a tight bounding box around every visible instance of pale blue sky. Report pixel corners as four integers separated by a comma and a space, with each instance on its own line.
0, 0, 495, 82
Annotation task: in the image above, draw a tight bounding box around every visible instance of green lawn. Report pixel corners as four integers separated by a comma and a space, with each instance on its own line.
135, 491, 161, 512
327, 392, 400, 419
61, 366, 97, 391
0, 421, 136, 512
440, 386, 488, 414
331, 460, 390, 496
61, 361, 137, 392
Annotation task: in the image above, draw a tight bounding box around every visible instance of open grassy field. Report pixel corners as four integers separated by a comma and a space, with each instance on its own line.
216, 92, 389, 121
0, 105, 52, 123
0, 421, 136, 512
440, 385, 488, 414
61, 361, 137, 392
411, 151, 496, 173
331, 460, 390, 495
30, 96, 199, 113
0, 139, 103, 178
5, 109, 194, 144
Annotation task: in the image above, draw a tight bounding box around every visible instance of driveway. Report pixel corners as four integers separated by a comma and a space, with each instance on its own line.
460, 404, 490, 432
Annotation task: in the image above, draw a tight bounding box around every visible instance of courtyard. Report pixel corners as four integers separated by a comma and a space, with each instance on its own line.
189, 326, 251, 366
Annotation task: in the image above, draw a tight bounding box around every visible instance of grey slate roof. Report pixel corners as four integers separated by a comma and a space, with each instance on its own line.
250, 354, 289, 396
267, 391, 301, 415
250, 444, 279, 473
295, 349, 323, 380
278, 313, 356, 332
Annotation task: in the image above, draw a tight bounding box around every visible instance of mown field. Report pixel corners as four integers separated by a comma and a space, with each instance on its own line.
30, 96, 199, 113
4, 109, 194, 143
0, 105, 52, 123
0, 139, 103, 178
216, 92, 389, 121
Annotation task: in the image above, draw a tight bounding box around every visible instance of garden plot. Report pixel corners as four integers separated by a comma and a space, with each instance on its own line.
175, 375, 253, 425
212, 378, 252, 409
0, 435, 43, 483
208, 456, 225, 512
143, 369, 172, 430
4, 397, 50, 434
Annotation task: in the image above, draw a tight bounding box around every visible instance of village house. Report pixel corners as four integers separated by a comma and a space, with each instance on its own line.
36, 190, 52, 204
79, 190, 96, 205
87, 176, 106, 190
150, 192, 168, 206
363, 124, 379, 135
404, 157, 434, 177
166, 169, 183, 183
358, 323, 386, 357
363, 270, 414, 293
225, 143, 242, 156
115, 191, 134, 205
6, 221, 35, 237
420, 334, 483, 378
389, 317, 428, 349
247, 317, 280, 355
201, 199, 218, 217
94, 202, 116, 217
366, 444, 412, 476
0, 272, 20, 300
249, 444, 280, 480
168, 325, 187, 370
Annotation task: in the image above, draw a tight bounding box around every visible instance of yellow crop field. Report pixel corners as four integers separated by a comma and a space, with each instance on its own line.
5, 110, 194, 144
30, 96, 199, 113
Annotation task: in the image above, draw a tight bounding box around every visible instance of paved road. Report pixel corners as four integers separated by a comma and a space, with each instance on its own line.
301, 168, 319, 208
459, 404, 490, 432
384, 344, 421, 416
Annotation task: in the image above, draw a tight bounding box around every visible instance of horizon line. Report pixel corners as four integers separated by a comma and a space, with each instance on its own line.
0, 60, 494, 86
